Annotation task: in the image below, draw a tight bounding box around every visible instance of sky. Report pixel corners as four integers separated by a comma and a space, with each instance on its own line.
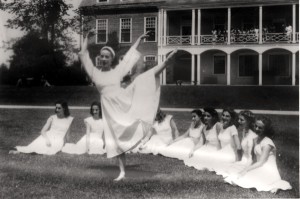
0, 0, 82, 66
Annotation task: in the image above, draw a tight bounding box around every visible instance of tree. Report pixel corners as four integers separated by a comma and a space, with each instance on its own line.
1, 0, 74, 50
8, 31, 66, 84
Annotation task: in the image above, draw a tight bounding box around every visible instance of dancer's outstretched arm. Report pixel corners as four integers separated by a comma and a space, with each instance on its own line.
153, 49, 178, 76
79, 29, 96, 80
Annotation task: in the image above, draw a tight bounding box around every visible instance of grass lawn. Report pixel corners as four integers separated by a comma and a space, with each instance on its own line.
0, 109, 298, 198
0, 85, 298, 110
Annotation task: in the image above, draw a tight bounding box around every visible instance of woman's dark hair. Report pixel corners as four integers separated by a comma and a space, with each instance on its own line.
222, 108, 238, 128
155, 108, 166, 123
191, 109, 202, 117
255, 115, 275, 140
239, 110, 255, 131
203, 107, 219, 126
55, 100, 70, 117
90, 101, 102, 118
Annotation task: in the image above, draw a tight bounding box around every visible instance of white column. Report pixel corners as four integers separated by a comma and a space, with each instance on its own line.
227, 54, 231, 85
259, 53, 262, 85
163, 54, 167, 84
163, 10, 167, 46
158, 9, 162, 47
292, 4, 296, 43
191, 54, 195, 84
227, 8, 231, 45
292, 53, 296, 85
192, 9, 195, 45
259, 6, 263, 44
197, 9, 201, 45
197, 54, 201, 85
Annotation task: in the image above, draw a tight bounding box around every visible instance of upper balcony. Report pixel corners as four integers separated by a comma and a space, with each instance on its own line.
158, 5, 299, 46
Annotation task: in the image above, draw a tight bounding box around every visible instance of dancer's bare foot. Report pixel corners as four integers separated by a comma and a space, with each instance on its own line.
9, 150, 20, 154
113, 172, 125, 181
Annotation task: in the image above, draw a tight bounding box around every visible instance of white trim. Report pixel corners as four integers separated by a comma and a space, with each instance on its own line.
144, 16, 157, 42
95, 19, 108, 44
120, 18, 132, 43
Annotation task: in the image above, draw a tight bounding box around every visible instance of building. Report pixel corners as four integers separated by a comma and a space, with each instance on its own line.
79, 0, 299, 86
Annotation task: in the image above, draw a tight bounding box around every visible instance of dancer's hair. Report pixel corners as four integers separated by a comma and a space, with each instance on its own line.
155, 108, 166, 123
55, 100, 70, 117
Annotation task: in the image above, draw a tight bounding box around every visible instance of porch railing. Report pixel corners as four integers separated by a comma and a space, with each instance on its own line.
263, 33, 292, 43
163, 33, 298, 45
167, 36, 192, 45
231, 34, 258, 43
200, 35, 227, 44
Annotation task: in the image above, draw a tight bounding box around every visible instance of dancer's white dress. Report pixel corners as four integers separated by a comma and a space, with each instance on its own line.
139, 115, 174, 155
206, 125, 239, 172
62, 117, 105, 155
184, 123, 219, 170
216, 129, 257, 177
224, 137, 292, 192
160, 124, 204, 160
16, 115, 73, 155
80, 47, 160, 158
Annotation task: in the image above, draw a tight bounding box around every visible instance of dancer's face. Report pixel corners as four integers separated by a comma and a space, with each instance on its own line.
222, 111, 231, 127
100, 49, 113, 70
203, 112, 212, 125
254, 120, 265, 137
91, 105, 100, 118
191, 113, 200, 124
55, 104, 64, 117
238, 115, 247, 129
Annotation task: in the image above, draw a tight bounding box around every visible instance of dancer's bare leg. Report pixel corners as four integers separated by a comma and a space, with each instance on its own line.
114, 153, 126, 181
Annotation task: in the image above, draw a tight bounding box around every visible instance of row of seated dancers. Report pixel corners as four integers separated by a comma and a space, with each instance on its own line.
9, 101, 292, 193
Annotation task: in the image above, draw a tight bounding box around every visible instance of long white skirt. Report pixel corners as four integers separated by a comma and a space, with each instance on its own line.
160, 138, 195, 160
16, 130, 65, 155
62, 133, 105, 155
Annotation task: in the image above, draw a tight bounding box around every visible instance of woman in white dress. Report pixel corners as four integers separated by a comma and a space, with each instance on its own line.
216, 110, 256, 177
184, 108, 220, 170
138, 109, 179, 155
10, 101, 74, 155
224, 115, 292, 193
159, 109, 204, 160
79, 29, 178, 181
206, 108, 242, 173
62, 101, 105, 155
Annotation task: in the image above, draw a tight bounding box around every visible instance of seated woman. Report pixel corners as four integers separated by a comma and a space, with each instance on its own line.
159, 109, 204, 160
62, 101, 105, 155
184, 108, 220, 170
10, 101, 73, 155
216, 110, 257, 177
205, 108, 242, 173
224, 115, 292, 193
138, 109, 179, 155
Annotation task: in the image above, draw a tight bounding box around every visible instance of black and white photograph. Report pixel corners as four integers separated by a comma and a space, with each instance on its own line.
0, 0, 299, 198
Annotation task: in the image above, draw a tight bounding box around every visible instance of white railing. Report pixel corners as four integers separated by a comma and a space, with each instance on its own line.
200, 35, 227, 44
162, 32, 298, 45
166, 36, 192, 45
231, 34, 259, 43
263, 33, 292, 43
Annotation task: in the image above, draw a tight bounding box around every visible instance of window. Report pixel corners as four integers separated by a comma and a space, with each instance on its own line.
96, 19, 107, 44
97, 0, 108, 2
214, 55, 226, 74
144, 55, 157, 69
120, 18, 132, 43
268, 54, 289, 76
144, 17, 157, 42
239, 55, 258, 77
